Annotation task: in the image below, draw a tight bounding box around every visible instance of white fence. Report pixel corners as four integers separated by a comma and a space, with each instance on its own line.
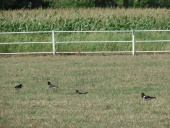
0, 30, 170, 55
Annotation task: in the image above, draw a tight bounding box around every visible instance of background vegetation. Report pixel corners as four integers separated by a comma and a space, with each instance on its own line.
1, 8, 170, 32
0, 0, 170, 9
0, 8, 170, 53
1, 55, 170, 128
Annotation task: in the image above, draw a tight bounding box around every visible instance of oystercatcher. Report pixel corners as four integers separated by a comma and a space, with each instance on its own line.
47, 81, 58, 89
15, 84, 23, 89
141, 93, 156, 100
76, 90, 88, 94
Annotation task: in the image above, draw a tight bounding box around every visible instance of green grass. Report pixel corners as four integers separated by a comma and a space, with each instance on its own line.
0, 31, 170, 53
0, 55, 170, 128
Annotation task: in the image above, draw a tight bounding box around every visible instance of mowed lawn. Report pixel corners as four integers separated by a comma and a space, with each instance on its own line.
0, 55, 170, 128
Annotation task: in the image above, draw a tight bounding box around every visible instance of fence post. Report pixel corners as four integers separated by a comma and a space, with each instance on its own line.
132, 29, 135, 55
52, 30, 55, 55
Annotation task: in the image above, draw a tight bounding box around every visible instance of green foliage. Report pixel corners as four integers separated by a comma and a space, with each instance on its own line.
0, 0, 170, 9
0, 0, 23, 9
42, 0, 94, 8
128, 0, 170, 8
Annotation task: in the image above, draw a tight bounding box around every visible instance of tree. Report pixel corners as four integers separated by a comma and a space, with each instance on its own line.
31, 0, 42, 9
106, 0, 117, 7
95, 0, 106, 7
22, 0, 42, 9
23, 0, 28, 8
123, 0, 129, 8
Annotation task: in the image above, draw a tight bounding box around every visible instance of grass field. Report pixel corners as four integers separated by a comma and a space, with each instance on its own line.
0, 54, 170, 128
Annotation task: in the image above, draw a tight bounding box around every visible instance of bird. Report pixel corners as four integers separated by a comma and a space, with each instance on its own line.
141, 93, 156, 100
76, 90, 88, 94
47, 81, 58, 89
15, 84, 23, 89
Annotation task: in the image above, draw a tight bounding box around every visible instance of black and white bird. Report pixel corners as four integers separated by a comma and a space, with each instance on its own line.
15, 84, 23, 89
76, 90, 88, 94
47, 81, 58, 89
141, 93, 156, 100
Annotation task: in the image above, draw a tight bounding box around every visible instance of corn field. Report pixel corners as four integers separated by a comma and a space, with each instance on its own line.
1, 8, 170, 31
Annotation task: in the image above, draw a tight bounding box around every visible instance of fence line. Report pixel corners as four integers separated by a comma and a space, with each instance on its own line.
0, 30, 170, 55
136, 40, 170, 43
0, 42, 51, 45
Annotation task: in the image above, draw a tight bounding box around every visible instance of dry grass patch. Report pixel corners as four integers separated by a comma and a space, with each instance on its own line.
0, 55, 170, 128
